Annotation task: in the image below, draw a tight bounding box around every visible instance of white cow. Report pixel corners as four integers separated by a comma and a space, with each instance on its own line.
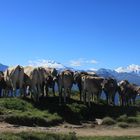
58, 70, 74, 103
4, 65, 24, 97
24, 66, 41, 101
81, 75, 104, 106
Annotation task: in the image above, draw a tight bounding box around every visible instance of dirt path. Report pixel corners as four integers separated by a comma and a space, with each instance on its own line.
0, 122, 140, 136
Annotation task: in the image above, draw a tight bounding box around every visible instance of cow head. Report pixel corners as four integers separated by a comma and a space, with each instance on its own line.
73, 71, 81, 84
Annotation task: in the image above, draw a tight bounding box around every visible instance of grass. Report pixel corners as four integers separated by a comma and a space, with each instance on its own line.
0, 132, 140, 140
0, 98, 62, 126
79, 136, 140, 140
0, 132, 77, 140
0, 97, 89, 126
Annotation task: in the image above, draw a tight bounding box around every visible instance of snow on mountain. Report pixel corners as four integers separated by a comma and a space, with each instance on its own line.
0, 63, 8, 71
28, 59, 75, 71
28, 59, 66, 69
1, 60, 140, 85
94, 68, 140, 85
115, 64, 140, 75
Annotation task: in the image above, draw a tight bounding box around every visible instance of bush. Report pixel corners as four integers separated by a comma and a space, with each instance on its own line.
117, 122, 129, 128
0, 132, 78, 140
67, 103, 88, 121
5, 113, 62, 127
117, 114, 127, 122
0, 98, 33, 111
127, 117, 139, 123
117, 115, 139, 124
102, 117, 116, 125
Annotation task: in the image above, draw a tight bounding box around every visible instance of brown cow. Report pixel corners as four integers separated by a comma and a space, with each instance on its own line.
118, 80, 140, 106
102, 77, 118, 105
4, 65, 24, 97
58, 70, 74, 103
81, 75, 104, 106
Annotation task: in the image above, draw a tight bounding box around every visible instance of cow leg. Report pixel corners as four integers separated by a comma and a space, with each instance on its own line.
64, 88, 67, 103
79, 90, 82, 101
83, 90, 86, 104
96, 93, 100, 103
88, 92, 91, 107
78, 85, 82, 101
52, 86, 55, 97
45, 86, 49, 97
132, 98, 135, 105
0, 88, 2, 98
12, 89, 16, 97
112, 94, 116, 106
52, 82, 55, 97
59, 87, 62, 104
105, 92, 109, 104
68, 88, 71, 98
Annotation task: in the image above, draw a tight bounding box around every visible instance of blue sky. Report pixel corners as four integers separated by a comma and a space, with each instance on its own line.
0, 0, 140, 70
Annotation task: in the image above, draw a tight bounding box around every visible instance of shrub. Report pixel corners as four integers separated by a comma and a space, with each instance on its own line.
117, 115, 139, 124
117, 122, 129, 128
0, 98, 33, 111
117, 114, 127, 122
102, 117, 116, 125
67, 103, 88, 121
0, 132, 78, 140
127, 117, 139, 123
4, 112, 62, 127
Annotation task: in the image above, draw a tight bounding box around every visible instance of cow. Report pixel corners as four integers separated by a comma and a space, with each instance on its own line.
81, 75, 104, 106
4, 65, 24, 97
37, 67, 49, 97
102, 77, 118, 105
43, 68, 58, 97
0, 71, 7, 97
118, 80, 140, 106
24, 66, 41, 101
58, 70, 74, 103
74, 71, 99, 101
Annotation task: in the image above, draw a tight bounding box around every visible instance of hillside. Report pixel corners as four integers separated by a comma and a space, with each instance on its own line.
0, 97, 140, 127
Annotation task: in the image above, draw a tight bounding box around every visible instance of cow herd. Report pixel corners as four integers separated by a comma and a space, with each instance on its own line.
0, 65, 140, 106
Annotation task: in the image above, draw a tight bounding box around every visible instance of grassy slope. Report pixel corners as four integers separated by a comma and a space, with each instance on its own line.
0, 97, 140, 126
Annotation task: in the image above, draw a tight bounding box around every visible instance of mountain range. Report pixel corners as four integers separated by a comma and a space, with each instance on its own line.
1, 61, 140, 85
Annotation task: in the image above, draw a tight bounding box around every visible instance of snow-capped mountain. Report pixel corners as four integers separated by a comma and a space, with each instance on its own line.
28, 59, 66, 69
28, 59, 74, 71
94, 68, 140, 85
115, 64, 140, 75
0, 63, 8, 71
1, 60, 140, 85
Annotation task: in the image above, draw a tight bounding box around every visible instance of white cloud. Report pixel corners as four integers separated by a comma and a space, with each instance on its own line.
87, 60, 98, 64
69, 58, 98, 67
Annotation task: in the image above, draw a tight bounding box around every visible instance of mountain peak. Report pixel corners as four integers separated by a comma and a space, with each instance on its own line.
28, 59, 67, 69
115, 64, 140, 74
0, 63, 8, 71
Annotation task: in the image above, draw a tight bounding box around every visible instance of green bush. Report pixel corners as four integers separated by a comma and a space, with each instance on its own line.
0, 98, 33, 111
102, 117, 116, 125
117, 115, 139, 124
0, 132, 78, 140
67, 103, 88, 121
117, 122, 129, 128
117, 114, 127, 122
127, 117, 139, 123
4, 112, 62, 127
